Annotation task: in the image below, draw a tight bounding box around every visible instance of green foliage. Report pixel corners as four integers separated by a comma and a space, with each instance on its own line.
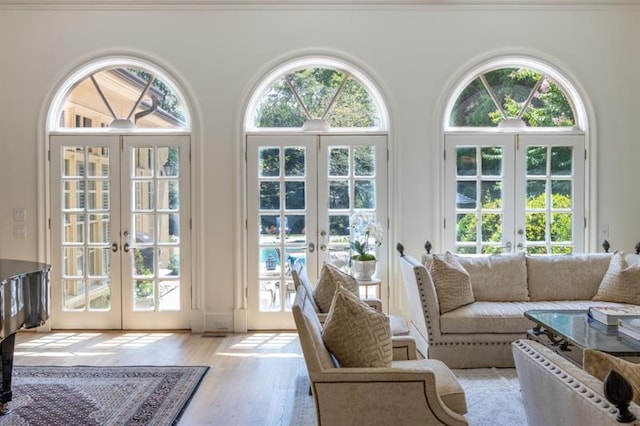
126, 68, 186, 123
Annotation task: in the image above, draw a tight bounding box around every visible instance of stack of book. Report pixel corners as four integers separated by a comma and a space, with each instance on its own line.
618, 318, 640, 341
588, 306, 640, 326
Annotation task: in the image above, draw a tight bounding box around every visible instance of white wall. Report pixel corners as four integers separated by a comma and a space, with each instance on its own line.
1, 2, 638, 331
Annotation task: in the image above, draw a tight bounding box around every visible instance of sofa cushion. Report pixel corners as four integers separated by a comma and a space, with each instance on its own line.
430, 252, 475, 313
593, 252, 640, 304
584, 348, 640, 405
527, 253, 611, 301
456, 253, 529, 302
440, 300, 629, 334
314, 262, 360, 313
322, 284, 393, 368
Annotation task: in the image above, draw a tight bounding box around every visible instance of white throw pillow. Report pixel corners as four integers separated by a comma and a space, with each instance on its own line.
313, 262, 360, 313
593, 251, 640, 304
429, 251, 475, 313
321, 284, 392, 368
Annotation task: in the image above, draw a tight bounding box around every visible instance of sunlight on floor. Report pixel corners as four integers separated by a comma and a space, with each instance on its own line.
15, 332, 174, 357
230, 332, 297, 349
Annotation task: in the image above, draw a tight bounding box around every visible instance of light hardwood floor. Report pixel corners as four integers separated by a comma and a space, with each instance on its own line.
13, 330, 312, 425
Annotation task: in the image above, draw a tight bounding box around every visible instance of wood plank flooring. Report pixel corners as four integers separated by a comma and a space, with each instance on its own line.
13, 330, 312, 425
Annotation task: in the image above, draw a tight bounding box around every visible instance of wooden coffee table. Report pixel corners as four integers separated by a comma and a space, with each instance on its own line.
524, 309, 640, 366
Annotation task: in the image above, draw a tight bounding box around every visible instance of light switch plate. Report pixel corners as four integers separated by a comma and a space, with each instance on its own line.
13, 208, 26, 222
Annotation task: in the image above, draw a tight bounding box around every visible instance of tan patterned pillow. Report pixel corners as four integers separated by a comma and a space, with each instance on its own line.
313, 262, 360, 313
593, 251, 640, 304
584, 348, 640, 405
321, 284, 392, 367
430, 252, 475, 313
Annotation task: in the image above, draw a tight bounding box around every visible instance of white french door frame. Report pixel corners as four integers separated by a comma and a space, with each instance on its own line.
444, 132, 585, 254
246, 133, 388, 330
50, 134, 192, 330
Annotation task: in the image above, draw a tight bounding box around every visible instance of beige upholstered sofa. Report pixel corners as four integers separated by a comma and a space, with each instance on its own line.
398, 248, 638, 368
292, 284, 469, 425
512, 339, 640, 426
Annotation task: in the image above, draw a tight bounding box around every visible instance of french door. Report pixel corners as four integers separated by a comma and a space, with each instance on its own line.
50, 134, 191, 329
445, 133, 584, 254
246, 134, 387, 329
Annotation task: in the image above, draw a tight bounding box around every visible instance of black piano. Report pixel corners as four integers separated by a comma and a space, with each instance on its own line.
0, 259, 50, 414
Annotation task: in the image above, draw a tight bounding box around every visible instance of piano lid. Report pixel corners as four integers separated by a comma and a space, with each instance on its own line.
0, 259, 51, 283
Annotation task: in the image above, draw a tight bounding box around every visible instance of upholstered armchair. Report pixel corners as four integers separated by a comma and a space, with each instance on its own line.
292, 285, 469, 426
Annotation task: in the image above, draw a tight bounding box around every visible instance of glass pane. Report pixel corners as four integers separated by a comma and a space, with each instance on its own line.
286, 215, 306, 242
133, 247, 155, 276
457, 246, 477, 254
259, 182, 280, 210
551, 147, 572, 175
481, 181, 502, 209
260, 215, 279, 242
526, 146, 547, 175
87, 180, 109, 211
134, 280, 155, 311
284, 147, 305, 177
551, 181, 572, 208
481, 147, 502, 176
329, 180, 349, 209
326, 77, 381, 128
449, 77, 497, 127
354, 180, 375, 209
329, 214, 350, 245
158, 214, 179, 242
88, 214, 110, 243
88, 248, 110, 276
88, 280, 110, 310
456, 213, 477, 242
63, 214, 84, 243
551, 246, 572, 254
526, 213, 547, 242
354, 146, 375, 176
159, 279, 179, 310
329, 148, 349, 177
132, 147, 154, 177
134, 181, 154, 210
158, 147, 179, 177
528, 246, 548, 254
285, 182, 305, 210
163, 248, 180, 276
482, 246, 503, 254
456, 181, 477, 209
457, 147, 477, 176
64, 181, 84, 210
260, 279, 280, 310
526, 180, 546, 208
551, 213, 572, 242
157, 180, 179, 210
481, 213, 502, 242
133, 213, 155, 239
64, 247, 84, 276
87, 147, 109, 177
260, 248, 282, 274
259, 147, 280, 177
63, 147, 83, 177
63, 279, 84, 310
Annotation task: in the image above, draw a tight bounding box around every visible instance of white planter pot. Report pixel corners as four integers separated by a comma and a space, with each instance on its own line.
353, 260, 377, 280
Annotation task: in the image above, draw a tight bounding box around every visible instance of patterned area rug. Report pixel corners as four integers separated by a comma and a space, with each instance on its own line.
0, 365, 209, 425
292, 367, 525, 425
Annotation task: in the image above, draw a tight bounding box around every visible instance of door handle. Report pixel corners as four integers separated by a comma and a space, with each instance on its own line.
123, 243, 130, 253
308, 243, 315, 253
111, 242, 118, 252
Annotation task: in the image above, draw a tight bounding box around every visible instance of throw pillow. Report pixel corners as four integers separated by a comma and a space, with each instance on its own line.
429, 251, 475, 313
593, 251, 640, 304
313, 262, 360, 313
321, 284, 392, 367
457, 253, 529, 302
583, 348, 640, 405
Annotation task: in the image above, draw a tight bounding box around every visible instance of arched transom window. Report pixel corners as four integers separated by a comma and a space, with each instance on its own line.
247, 60, 386, 131
448, 66, 577, 130
51, 62, 189, 131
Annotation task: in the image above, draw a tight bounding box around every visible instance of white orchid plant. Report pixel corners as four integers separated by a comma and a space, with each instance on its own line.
349, 213, 383, 262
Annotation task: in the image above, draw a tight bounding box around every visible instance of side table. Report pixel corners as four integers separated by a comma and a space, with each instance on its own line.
357, 277, 381, 299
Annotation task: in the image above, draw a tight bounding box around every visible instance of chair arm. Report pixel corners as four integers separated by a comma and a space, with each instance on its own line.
311, 368, 468, 425
392, 335, 417, 360
362, 297, 382, 311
